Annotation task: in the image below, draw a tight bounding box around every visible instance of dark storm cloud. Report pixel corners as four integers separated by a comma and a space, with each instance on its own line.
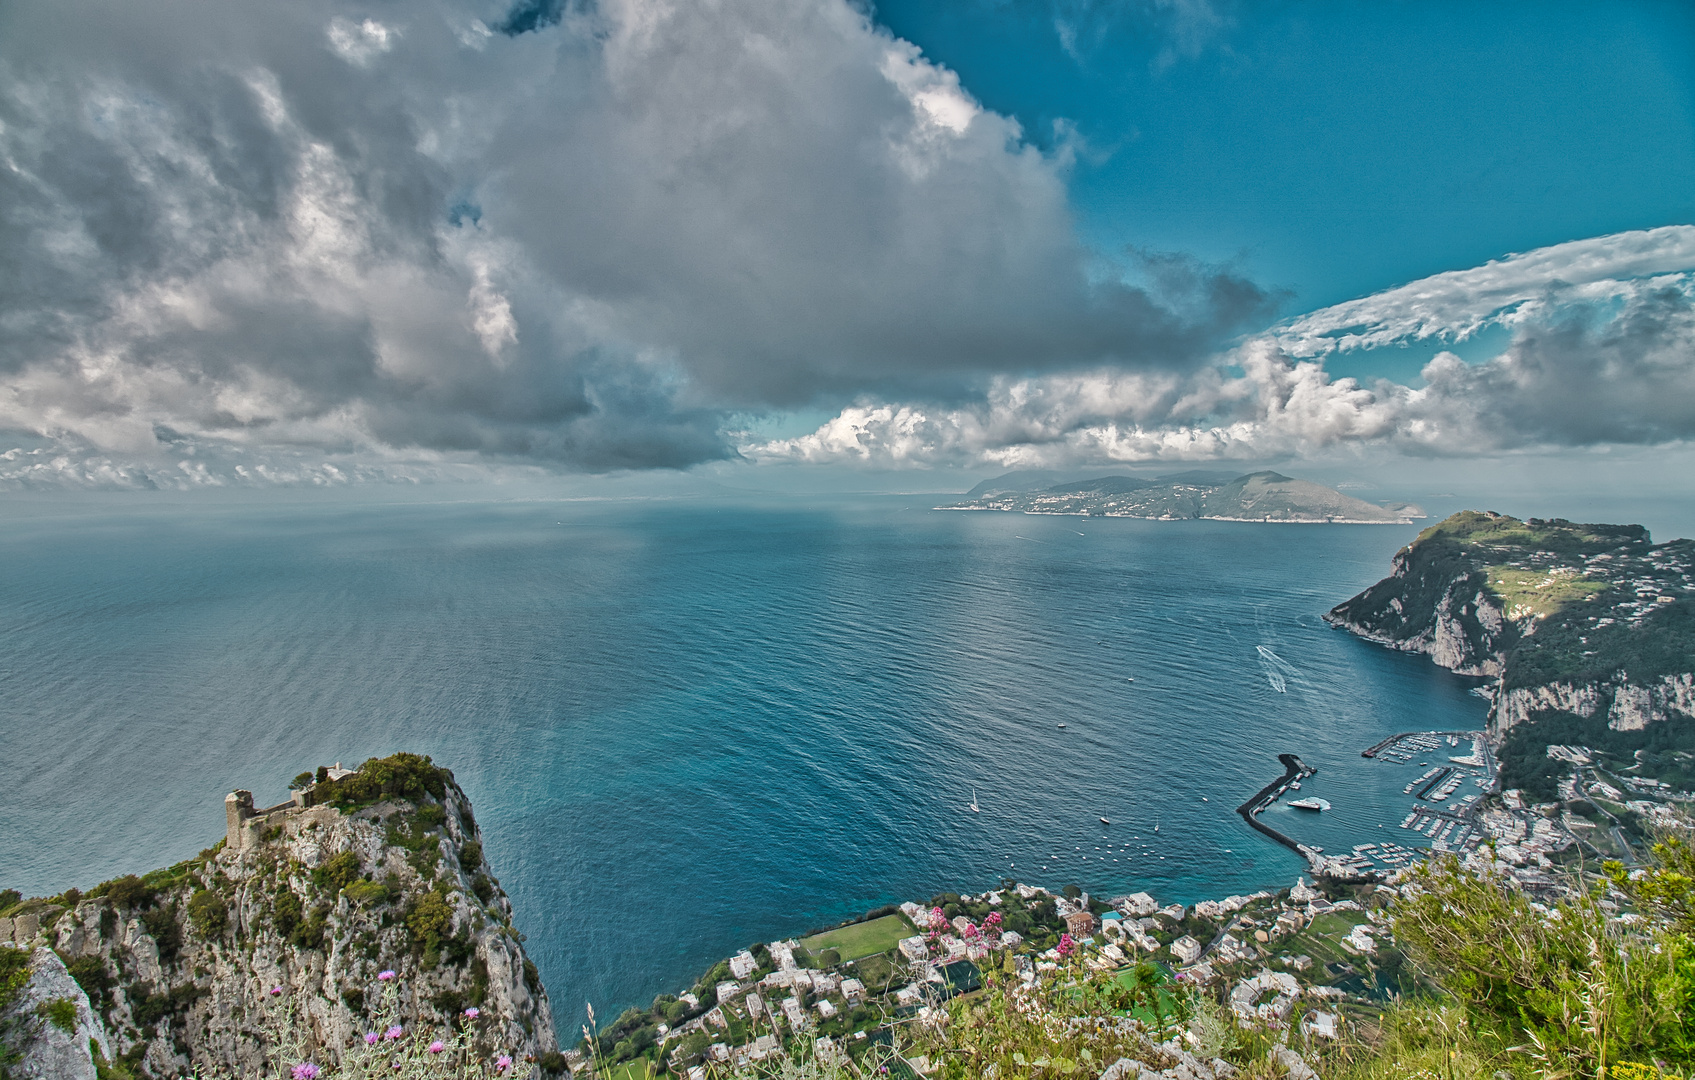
0, 0, 1274, 479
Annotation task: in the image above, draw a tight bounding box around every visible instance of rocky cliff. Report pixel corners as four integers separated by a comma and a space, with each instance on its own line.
0, 753, 558, 1078
1326, 511, 1695, 792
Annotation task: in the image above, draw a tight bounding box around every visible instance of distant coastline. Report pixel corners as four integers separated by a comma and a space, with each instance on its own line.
937, 470, 1424, 524
933, 507, 1409, 524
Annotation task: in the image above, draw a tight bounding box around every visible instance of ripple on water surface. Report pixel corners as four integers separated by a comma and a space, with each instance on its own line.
0, 496, 1486, 1016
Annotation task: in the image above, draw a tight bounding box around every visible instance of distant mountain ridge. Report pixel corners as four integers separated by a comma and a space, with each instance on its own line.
945, 470, 1422, 524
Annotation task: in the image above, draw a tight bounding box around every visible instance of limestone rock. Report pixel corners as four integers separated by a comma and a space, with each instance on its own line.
1, 946, 111, 1080
44, 764, 557, 1076
1272, 1047, 1316, 1080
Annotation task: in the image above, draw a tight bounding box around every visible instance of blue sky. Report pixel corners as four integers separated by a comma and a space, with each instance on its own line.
1, 0, 1694, 487
873, 0, 1695, 321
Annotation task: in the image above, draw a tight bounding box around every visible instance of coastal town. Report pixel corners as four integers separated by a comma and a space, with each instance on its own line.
560, 727, 1693, 1079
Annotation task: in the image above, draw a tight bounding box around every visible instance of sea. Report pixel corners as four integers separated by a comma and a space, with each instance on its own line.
1, 493, 1493, 1024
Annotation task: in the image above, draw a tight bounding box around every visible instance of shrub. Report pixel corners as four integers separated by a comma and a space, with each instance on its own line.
314, 852, 362, 892
458, 841, 483, 871
343, 879, 391, 906
62, 956, 111, 1009
319, 753, 449, 811
141, 905, 183, 962
0, 889, 21, 914
103, 876, 154, 910
38, 996, 78, 1033
188, 889, 228, 936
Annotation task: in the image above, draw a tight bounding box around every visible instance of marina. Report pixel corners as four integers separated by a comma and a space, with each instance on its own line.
1234, 729, 1499, 882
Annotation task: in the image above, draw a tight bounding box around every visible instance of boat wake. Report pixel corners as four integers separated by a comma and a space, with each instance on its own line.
1256, 644, 1296, 693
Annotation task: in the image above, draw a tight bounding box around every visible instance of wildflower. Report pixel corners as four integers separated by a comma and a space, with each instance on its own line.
292, 1065, 320, 1080
496, 1055, 513, 1071
429, 1040, 446, 1054
365, 1033, 379, 1046
1057, 933, 1076, 958
464, 1007, 480, 1019
270, 986, 285, 996
385, 1025, 404, 1041
377, 970, 397, 981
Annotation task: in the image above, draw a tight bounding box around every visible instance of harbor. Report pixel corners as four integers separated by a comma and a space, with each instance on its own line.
1235, 729, 1500, 883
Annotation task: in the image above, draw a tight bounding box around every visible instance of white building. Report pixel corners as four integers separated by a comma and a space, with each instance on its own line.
1116, 892, 1159, 917
840, 978, 865, 1002
715, 981, 741, 1004
782, 997, 806, 1029
898, 936, 930, 961
816, 999, 838, 1020
729, 950, 758, 979
1170, 935, 1202, 964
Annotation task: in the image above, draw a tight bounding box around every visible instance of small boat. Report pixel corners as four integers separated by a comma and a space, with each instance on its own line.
969, 788, 980, 813
1099, 817, 1111, 825
1057, 723, 1067, 729
1289, 797, 1332, 812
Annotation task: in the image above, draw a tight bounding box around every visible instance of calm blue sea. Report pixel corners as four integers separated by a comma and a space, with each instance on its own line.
0, 494, 1488, 1022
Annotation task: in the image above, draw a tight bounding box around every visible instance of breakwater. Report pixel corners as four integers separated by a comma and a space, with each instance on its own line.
1235, 753, 1316, 855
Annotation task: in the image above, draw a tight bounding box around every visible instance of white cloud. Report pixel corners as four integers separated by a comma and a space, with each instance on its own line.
1275, 225, 1695, 357
0, 0, 1270, 484
754, 233, 1695, 468
327, 17, 398, 65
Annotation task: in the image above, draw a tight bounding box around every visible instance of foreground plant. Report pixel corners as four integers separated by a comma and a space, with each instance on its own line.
1392, 853, 1695, 1077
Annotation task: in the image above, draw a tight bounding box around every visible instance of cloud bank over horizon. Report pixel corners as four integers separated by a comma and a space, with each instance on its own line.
753, 228, 1695, 470
0, 0, 1692, 490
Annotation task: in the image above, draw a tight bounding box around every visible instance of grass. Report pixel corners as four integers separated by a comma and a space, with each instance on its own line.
843, 954, 896, 993
799, 914, 916, 963
1484, 565, 1610, 621
1277, 911, 1371, 967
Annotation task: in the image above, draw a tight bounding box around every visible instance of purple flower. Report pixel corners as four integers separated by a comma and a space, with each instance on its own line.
464, 1007, 480, 1019
428, 1040, 446, 1054
291, 1064, 320, 1080
384, 1025, 404, 1041
365, 1032, 379, 1045
496, 1055, 513, 1071
270, 986, 285, 996
377, 970, 397, 981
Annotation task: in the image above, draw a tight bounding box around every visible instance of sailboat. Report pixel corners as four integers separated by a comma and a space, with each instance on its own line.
969, 788, 980, 813
1153, 815, 1161, 833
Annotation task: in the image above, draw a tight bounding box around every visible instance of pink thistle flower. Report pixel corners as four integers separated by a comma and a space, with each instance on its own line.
377, 970, 397, 981
496, 1055, 513, 1071
464, 1007, 480, 1019
384, 1025, 404, 1041
428, 1040, 446, 1054
270, 986, 285, 996
291, 1064, 320, 1080
1057, 933, 1076, 958
984, 912, 1003, 928
365, 1032, 379, 1046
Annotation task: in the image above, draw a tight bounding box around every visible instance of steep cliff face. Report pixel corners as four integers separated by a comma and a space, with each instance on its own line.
1324, 538, 1516, 677
1327, 511, 1695, 784
4, 754, 557, 1078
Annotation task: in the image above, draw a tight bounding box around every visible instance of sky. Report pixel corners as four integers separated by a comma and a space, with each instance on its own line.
1, 0, 1693, 493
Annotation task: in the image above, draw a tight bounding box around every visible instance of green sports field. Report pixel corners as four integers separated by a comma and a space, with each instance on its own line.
800, 913, 917, 962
